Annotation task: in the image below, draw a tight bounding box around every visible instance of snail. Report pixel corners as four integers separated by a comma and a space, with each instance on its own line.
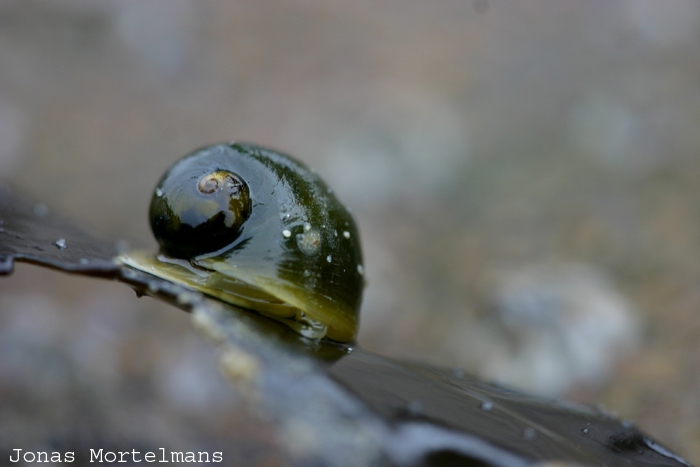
120, 142, 364, 343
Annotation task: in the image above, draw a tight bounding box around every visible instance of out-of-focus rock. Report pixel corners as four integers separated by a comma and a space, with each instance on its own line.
485, 264, 641, 395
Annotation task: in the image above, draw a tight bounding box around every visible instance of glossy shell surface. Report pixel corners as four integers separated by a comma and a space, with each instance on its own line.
122, 143, 364, 342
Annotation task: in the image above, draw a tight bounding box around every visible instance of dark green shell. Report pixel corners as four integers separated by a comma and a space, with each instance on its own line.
122, 143, 364, 342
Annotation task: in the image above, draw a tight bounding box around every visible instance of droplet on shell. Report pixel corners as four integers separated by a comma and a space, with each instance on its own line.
297, 229, 321, 255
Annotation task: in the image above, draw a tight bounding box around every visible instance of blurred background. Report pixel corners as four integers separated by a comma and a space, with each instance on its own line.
0, 0, 699, 464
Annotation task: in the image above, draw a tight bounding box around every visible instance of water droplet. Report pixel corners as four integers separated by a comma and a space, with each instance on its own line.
297, 229, 321, 255
155, 187, 163, 197
304, 222, 312, 232
582, 428, 589, 434
523, 427, 536, 440
343, 231, 351, 239
303, 269, 311, 277
357, 264, 365, 275
282, 229, 292, 238
54, 238, 67, 250
33, 203, 49, 217
347, 347, 353, 353
334, 230, 338, 237
480, 401, 494, 411
326, 255, 332, 263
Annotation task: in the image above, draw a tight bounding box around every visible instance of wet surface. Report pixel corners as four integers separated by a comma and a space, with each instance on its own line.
330, 351, 691, 466
0, 185, 693, 466
0, 184, 120, 276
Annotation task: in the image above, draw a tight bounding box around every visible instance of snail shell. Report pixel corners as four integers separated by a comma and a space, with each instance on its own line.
121, 143, 364, 342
